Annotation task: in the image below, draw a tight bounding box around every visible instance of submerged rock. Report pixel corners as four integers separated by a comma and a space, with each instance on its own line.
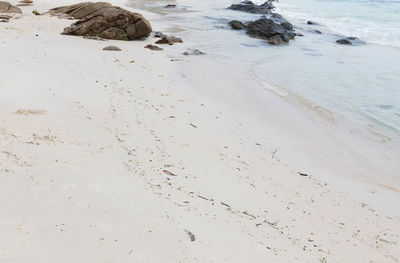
229, 20, 245, 30
312, 29, 322, 34
228, 1, 274, 14
246, 18, 295, 45
307, 20, 320, 25
0, 1, 22, 13
336, 37, 365, 45
48, 2, 152, 40
183, 49, 206, 56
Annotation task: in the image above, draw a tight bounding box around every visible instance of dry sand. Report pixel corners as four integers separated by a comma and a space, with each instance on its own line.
0, 0, 399, 262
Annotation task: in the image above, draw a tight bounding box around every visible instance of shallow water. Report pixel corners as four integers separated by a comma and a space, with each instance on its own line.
129, 0, 400, 139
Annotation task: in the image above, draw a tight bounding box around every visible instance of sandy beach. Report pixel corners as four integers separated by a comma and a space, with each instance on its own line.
1, 0, 399, 262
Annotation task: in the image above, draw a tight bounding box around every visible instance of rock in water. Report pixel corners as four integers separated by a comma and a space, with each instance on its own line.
228, 1, 274, 14
229, 20, 245, 30
103, 45, 121, 51
246, 18, 294, 45
336, 37, 365, 45
280, 21, 293, 31
307, 20, 320, 25
183, 49, 206, 56
48, 2, 152, 40
0, 1, 22, 13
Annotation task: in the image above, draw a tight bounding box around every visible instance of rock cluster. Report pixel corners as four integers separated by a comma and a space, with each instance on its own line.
228, 0, 274, 14
48, 2, 152, 40
246, 18, 295, 45
227, 1, 296, 45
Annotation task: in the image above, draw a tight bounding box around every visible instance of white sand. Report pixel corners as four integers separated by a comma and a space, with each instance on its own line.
1, 0, 399, 262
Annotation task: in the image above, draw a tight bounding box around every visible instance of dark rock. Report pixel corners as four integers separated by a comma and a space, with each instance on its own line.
0, 1, 22, 13
165, 4, 176, 8
281, 21, 293, 31
103, 45, 121, 51
229, 20, 245, 30
144, 44, 163, 50
270, 13, 288, 24
296, 32, 304, 37
307, 20, 320, 25
228, 1, 274, 14
288, 31, 296, 39
336, 39, 352, 45
183, 49, 206, 56
246, 18, 294, 45
312, 29, 322, 34
268, 34, 283, 45
336, 37, 364, 45
153, 31, 167, 38
48, 2, 152, 40
155, 35, 183, 45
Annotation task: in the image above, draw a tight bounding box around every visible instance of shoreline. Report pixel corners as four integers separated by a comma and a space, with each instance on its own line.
1, 0, 400, 262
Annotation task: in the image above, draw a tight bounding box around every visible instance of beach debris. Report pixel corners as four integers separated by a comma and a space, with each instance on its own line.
228, 1, 274, 14
48, 2, 152, 40
129, 59, 135, 63
165, 4, 176, 8
243, 211, 257, 219
14, 109, 46, 115
185, 230, 196, 241
221, 201, 231, 208
155, 35, 183, 45
336, 37, 365, 45
297, 172, 309, 177
102, 45, 122, 51
144, 44, 163, 51
183, 49, 206, 56
190, 123, 197, 128
246, 18, 296, 45
163, 170, 177, 176
32, 10, 43, 16
197, 195, 213, 201
229, 20, 246, 30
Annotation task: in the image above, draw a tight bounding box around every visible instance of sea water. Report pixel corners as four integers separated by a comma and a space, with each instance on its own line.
128, 0, 400, 137
127, 0, 400, 178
